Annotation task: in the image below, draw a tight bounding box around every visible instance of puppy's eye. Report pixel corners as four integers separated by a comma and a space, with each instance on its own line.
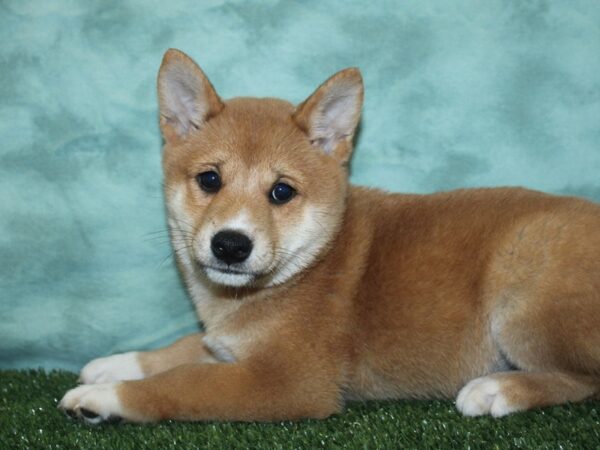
270, 183, 296, 205
196, 171, 221, 193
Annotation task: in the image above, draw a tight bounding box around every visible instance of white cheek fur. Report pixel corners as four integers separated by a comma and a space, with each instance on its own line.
267, 205, 332, 286
167, 186, 195, 272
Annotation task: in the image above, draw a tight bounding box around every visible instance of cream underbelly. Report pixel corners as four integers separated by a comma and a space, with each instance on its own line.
344, 340, 513, 401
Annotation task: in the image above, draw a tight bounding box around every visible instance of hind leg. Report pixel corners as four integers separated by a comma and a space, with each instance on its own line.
457, 202, 600, 416
456, 371, 599, 417
457, 287, 600, 417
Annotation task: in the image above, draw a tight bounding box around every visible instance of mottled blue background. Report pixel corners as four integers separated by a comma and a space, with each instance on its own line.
1, 0, 599, 370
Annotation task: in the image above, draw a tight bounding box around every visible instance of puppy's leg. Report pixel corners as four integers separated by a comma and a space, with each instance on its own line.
80, 333, 211, 384
457, 371, 600, 417
458, 286, 600, 416
61, 361, 340, 423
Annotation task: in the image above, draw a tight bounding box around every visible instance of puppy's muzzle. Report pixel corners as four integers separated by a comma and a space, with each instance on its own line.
211, 230, 253, 265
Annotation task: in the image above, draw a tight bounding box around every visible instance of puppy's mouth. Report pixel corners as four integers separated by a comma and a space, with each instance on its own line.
201, 264, 250, 275
196, 262, 263, 287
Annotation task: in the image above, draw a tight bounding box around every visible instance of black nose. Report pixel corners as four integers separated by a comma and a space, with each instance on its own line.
211, 230, 253, 265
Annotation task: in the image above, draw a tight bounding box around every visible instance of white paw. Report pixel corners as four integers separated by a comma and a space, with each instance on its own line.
80, 352, 144, 384
59, 383, 124, 424
456, 376, 517, 417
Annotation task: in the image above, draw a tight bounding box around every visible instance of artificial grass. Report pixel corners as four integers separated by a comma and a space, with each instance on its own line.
1, 370, 598, 449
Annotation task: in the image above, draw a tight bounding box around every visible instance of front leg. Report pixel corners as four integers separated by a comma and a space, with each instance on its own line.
79, 333, 212, 384
60, 360, 341, 423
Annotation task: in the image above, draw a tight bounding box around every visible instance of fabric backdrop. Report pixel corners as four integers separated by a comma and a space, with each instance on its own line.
1, 0, 599, 371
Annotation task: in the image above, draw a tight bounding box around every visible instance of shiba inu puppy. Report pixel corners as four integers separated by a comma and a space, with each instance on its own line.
59, 49, 600, 424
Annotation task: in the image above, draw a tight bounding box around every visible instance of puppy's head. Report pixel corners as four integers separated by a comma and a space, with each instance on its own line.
159, 49, 363, 289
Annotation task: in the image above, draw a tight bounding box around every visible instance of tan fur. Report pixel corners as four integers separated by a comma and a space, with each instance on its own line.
137, 334, 216, 376
60, 49, 600, 423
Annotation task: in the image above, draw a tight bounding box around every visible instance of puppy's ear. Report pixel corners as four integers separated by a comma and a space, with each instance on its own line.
293, 68, 363, 163
157, 49, 224, 144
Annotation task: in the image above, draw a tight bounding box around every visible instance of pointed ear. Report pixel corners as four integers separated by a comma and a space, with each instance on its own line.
293, 68, 363, 162
157, 49, 224, 144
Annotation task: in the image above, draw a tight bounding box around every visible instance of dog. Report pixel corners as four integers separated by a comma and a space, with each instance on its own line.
59, 49, 600, 424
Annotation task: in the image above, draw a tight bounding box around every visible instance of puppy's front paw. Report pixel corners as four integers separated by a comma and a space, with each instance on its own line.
80, 352, 144, 384
59, 383, 124, 425
456, 376, 518, 417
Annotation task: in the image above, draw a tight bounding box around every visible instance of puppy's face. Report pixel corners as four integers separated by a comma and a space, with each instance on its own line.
158, 50, 363, 288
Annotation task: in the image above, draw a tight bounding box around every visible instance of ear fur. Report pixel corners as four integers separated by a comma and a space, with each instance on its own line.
157, 49, 224, 144
293, 68, 363, 161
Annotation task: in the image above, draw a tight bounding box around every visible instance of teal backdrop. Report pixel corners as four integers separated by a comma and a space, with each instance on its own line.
1, 0, 599, 371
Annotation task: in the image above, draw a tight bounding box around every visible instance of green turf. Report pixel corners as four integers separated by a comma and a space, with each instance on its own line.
1, 370, 599, 449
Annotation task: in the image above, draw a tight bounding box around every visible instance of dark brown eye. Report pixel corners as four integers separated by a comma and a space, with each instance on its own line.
196, 171, 221, 193
270, 183, 295, 204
